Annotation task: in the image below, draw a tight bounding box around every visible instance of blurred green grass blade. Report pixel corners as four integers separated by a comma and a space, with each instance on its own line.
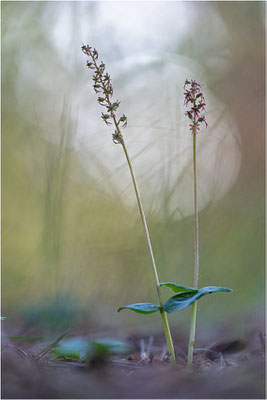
118, 303, 160, 314
163, 286, 232, 314
7, 336, 43, 342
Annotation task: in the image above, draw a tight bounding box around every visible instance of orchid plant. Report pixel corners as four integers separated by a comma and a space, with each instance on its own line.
81, 44, 176, 364
81, 45, 232, 365
158, 79, 232, 365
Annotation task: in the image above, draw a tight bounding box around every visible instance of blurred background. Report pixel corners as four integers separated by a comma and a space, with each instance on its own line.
2, 2, 264, 340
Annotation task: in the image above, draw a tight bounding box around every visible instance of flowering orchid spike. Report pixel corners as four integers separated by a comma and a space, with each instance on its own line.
183, 79, 208, 365
82, 44, 127, 144
81, 44, 176, 364
184, 79, 208, 133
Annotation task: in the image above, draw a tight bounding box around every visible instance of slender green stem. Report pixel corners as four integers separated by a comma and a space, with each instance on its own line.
187, 300, 197, 364
121, 140, 176, 365
160, 309, 176, 364
193, 131, 199, 288
187, 128, 199, 365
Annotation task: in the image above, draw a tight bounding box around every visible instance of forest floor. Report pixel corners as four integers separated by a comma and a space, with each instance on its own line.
2, 320, 265, 399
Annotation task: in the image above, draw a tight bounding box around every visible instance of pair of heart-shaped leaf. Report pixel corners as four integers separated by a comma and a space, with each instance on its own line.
118, 283, 232, 315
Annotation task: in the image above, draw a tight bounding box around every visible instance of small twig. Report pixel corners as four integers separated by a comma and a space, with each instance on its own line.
35, 328, 71, 361
194, 347, 216, 353
160, 344, 169, 361
219, 352, 226, 368
9, 344, 32, 359
111, 359, 143, 369
139, 339, 145, 359
139, 336, 154, 361
146, 336, 154, 359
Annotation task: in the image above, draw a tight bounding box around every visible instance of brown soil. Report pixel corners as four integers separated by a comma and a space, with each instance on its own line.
2, 325, 265, 399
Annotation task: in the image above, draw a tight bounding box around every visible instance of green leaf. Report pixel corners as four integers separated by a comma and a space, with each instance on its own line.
1, 317, 6, 320
163, 286, 232, 314
118, 303, 160, 314
160, 282, 197, 293
90, 339, 132, 355
51, 338, 132, 361
52, 338, 88, 360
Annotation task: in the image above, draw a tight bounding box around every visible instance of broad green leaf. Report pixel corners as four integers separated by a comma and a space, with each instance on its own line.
199, 286, 232, 295
90, 339, 132, 355
160, 282, 197, 293
52, 338, 132, 361
52, 338, 88, 360
118, 302, 160, 314
163, 286, 232, 314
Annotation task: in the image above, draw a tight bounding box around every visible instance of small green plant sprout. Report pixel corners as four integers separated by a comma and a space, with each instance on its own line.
158, 80, 232, 365
81, 44, 176, 364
